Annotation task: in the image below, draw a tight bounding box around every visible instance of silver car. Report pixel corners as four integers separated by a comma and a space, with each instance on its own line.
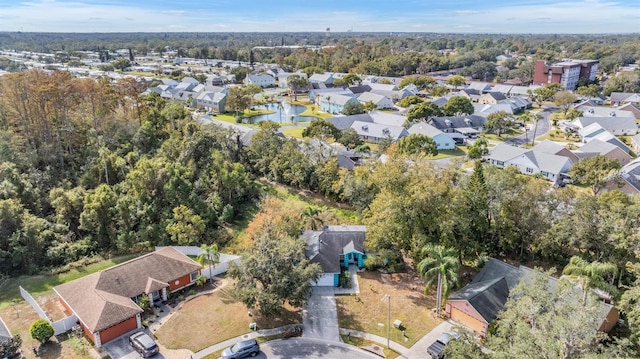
221, 339, 260, 359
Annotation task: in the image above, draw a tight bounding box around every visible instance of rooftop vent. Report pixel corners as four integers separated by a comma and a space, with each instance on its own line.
361, 125, 368, 131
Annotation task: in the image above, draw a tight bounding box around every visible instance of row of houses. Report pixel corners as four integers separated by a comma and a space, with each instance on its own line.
143, 76, 229, 113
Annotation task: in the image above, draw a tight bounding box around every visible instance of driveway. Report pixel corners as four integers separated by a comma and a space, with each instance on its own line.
506, 108, 553, 146
102, 331, 170, 359
403, 320, 455, 359
303, 287, 340, 342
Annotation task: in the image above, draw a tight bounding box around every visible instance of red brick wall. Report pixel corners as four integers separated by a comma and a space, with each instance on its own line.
533, 60, 549, 85
99, 316, 138, 344
169, 274, 192, 291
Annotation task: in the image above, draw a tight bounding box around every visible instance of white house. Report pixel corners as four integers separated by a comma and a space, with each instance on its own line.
485, 143, 573, 182
357, 92, 393, 109
572, 117, 637, 136
243, 73, 275, 88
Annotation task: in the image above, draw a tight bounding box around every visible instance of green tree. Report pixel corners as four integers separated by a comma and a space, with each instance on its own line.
445, 75, 466, 91
342, 101, 365, 115
397, 95, 425, 108
406, 101, 443, 122
554, 90, 578, 117
226, 86, 251, 117
562, 256, 618, 303
302, 119, 340, 141
165, 205, 205, 246
337, 128, 363, 149
362, 100, 378, 113
619, 262, 640, 337
342, 73, 362, 86
527, 83, 562, 107
467, 137, 488, 159
484, 111, 514, 137
443, 96, 474, 116
111, 58, 131, 71
30, 319, 54, 344
287, 74, 309, 102
229, 232, 321, 317
399, 76, 437, 90
300, 206, 323, 230
197, 243, 220, 284
417, 244, 460, 317
568, 155, 621, 195
397, 134, 439, 157
575, 84, 600, 98
79, 184, 117, 250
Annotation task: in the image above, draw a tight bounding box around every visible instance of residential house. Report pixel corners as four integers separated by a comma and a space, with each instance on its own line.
350, 121, 408, 143
278, 72, 308, 89
303, 226, 367, 287
489, 84, 513, 96
466, 82, 493, 93
319, 93, 359, 114
479, 92, 507, 105
572, 117, 638, 136
630, 134, 640, 154
357, 92, 393, 109
326, 112, 406, 131
532, 140, 580, 164
485, 143, 573, 182
348, 84, 373, 95
574, 139, 633, 165
578, 123, 631, 153
196, 91, 226, 113
408, 123, 457, 149
578, 106, 635, 119
474, 103, 515, 117
446, 258, 618, 337
502, 95, 532, 112
0, 316, 12, 347
368, 83, 412, 102
54, 247, 201, 347
458, 89, 482, 102
243, 73, 275, 88
428, 115, 487, 138
618, 103, 640, 118
309, 87, 351, 104
206, 75, 225, 86
610, 92, 640, 106
604, 158, 640, 195
308, 72, 335, 86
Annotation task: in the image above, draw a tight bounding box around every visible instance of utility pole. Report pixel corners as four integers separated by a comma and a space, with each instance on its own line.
381, 294, 390, 348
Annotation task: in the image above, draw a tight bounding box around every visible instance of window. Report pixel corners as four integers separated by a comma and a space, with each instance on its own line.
526, 167, 534, 173
496, 161, 505, 166
190, 271, 199, 281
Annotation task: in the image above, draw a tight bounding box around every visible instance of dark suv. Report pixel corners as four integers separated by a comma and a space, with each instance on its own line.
221, 339, 260, 359
129, 332, 159, 358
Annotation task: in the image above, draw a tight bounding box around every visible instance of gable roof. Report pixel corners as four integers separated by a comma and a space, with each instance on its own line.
358, 92, 389, 104
0, 317, 11, 344
303, 226, 366, 273
619, 158, 640, 192
322, 93, 357, 106
578, 106, 635, 119
610, 92, 640, 103
579, 123, 631, 153
55, 247, 201, 332
408, 122, 446, 138
487, 143, 528, 162
532, 140, 566, 155
573, 117, 637, 132
429, 115, 487, 130
350, 121, 408, 141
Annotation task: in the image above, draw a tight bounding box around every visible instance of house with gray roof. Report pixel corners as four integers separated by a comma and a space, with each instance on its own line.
303, 226, 367, 287
486, 143, 573, 182
604, 158, 640, 195
408, 123, 457, 149
578, 123, 631, 154
428, 115, 487, 138
479, 92, 506, 104
350, 121, 408, 143
618, 103, 640, 118
474, 103, 514, 117
357, 92, 393, 109
574, 139, 633, 165
466, 82, 493, 93
572, 117, 637, 136
326, 111, 406, 131
532, 140, 580, 164
610, 92, 640, 106
446, 258, 618, 337
309, 72, 335, 86
630, 134, 640, 154
196, 91, 226, 113
243, 73, 275, 88
0, 316, 12, 347
319, 93, 359, 114
578, 106, 635, 119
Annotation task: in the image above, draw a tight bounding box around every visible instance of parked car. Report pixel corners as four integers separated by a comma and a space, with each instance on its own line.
129, 332, 159, 358
427, 333, 452, 359
221, 339, 260, 359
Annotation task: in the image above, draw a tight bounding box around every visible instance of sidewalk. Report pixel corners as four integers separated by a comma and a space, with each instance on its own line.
192, 325, 298, 359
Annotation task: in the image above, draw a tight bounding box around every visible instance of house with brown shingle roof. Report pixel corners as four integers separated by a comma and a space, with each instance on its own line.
54, 247, 201, 347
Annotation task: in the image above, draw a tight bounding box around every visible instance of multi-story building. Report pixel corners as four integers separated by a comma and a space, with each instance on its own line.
533, 59, 598, 90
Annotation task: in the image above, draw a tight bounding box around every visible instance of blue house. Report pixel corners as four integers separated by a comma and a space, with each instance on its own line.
303, 226, 367, 287
319, 94, 359, 115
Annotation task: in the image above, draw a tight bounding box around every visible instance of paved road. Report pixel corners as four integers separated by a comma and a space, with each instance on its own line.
257, 338, 379, 359
506, 107, 555, 146
302, 287, 340, 342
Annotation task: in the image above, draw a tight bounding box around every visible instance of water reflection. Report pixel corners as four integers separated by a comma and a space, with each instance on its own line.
250, 102, 317, 123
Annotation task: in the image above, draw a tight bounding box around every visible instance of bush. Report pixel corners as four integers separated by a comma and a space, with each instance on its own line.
137, 295, 151, 312
30, 319, 54, 344
188, 289, 196, 296
364, 250, 405, 273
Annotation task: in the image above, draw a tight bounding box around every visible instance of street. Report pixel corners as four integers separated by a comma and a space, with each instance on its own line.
256, 338, 379, 359
506, 107, 556, 146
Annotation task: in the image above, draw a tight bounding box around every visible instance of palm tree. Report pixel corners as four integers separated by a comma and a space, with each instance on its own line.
417, 244, 460, 317
197, 243, 220, 285
300, 206, 323, 230
562, 256, 618, 304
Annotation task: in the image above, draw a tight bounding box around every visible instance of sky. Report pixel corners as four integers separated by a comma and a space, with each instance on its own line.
0, 0, 638, 33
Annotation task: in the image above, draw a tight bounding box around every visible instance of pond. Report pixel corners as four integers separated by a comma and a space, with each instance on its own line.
250, 102, 316, 124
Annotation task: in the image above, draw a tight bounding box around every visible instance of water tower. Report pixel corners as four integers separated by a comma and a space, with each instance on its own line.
326, 27, 330, 37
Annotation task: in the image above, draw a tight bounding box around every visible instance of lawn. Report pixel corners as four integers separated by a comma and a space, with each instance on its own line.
336, 271, 441, 348
154, 281, 301, 352
0, 255, 137, 309
281, 127, 305, 138
341, 335, 400, 359
430, 147, 467, 159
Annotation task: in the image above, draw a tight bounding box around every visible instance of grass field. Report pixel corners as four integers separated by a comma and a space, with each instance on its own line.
336, 271, 441, 348
0, 255, 138, 309
281, 127, 305, 138
154, 281, 301, 352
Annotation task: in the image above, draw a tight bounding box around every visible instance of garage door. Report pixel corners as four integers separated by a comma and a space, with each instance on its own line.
450, 307, 486, 335
313, 273, 336, 286
99, 316, 138, 344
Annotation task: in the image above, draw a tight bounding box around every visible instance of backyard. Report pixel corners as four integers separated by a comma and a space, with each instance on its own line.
336, 270, 441, 348
154, 279, 301, 353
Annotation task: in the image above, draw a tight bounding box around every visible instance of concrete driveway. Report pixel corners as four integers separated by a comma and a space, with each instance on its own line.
303, 287, 340, 342
258, 338, 379, 359
102, 331, 168, 359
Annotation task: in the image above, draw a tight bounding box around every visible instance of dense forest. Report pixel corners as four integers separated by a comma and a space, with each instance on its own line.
1, 32, 640, 77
